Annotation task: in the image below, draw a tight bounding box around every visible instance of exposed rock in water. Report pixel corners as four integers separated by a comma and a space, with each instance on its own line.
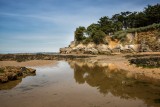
129, 57, 160, 68
0, 54, 93, 62
0, 66, 36, 83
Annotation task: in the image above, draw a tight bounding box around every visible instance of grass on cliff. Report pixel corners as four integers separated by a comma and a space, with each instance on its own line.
112, 23, 160, 41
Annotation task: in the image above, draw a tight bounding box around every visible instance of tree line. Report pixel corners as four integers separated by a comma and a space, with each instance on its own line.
74, 4, 160, 44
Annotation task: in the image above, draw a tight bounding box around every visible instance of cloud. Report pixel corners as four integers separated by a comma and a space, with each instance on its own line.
0, 0, 159, 53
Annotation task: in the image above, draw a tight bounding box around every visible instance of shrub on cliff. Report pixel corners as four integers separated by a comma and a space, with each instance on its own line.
92, 30, 106, 44
112, 23, 160, 41
75, 26, 86, 42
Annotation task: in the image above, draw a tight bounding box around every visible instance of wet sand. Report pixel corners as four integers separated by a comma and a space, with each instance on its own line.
0, 60, 57, 67
86, 54, 160, 80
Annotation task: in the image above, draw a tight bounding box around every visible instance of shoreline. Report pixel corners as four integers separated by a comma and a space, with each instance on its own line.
0, 52, 159, 82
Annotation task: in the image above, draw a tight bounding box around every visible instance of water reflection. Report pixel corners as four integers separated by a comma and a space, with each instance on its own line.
68, 60, 160, 107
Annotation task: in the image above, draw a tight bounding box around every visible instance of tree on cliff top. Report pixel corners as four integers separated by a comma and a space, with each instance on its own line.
144, 3, 160, 25
74, 26, 86, 42
92, 30, 106, 44
98, 16, 113, 35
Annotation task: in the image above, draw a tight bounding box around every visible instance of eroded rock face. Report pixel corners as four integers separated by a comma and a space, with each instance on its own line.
60, 43, 142, 54
96, 44, 111, 54
0, 66, 36, 83
84, 48, 98, 54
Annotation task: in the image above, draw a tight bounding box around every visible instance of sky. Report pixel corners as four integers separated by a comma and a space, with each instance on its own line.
0, 0, 159, 53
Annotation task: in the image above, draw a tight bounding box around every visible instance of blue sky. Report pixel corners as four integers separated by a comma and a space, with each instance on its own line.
0, 0, 159, 53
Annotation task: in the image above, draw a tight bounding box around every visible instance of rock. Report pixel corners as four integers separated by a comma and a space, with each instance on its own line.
7, 72, 18, 80
0, 66, 36, 83
120, 48, 134, 53
59, 47, 66, 54
69, 44, 87, 54
69, 41, 75, 48
28, 68, 36, 73
128, 44, 140, 52
84, 48, 98, 54
86, 43, 96, 48
96, 44, 111, 54
0, 75, 8, 83
60, 47, 72, 54
111, 45, 121, 53
119, 44, 134, 53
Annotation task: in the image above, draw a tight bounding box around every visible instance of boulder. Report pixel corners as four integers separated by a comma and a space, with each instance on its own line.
119, 44, 135, 53
86, 43, 96, 48
7, 72, 18, 80
76, 44, 86, 50
128, 44, 140, 52
96, 44, 111, 54
60, 47, 72, 54
111, 45, 121, 53
69, 41, 76, 48
84, 48, 98, 54
0, 75, 8, 83
0, 66, 36, 83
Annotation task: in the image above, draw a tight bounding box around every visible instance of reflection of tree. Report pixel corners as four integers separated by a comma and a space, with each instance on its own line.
68, 60, 160, 107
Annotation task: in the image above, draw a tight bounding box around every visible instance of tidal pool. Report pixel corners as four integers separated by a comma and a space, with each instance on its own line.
0, 60, 160, 107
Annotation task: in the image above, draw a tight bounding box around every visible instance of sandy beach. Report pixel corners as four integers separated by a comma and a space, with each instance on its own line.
0, 60, 57, 67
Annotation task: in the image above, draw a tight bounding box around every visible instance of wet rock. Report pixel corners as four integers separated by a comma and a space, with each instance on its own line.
129, 57, 160, 68
0, 66, 36, 83
0, 75, 8, 83
28, 68, 36, 73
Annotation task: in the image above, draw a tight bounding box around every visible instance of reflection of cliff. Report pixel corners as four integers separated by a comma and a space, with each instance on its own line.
68, 60, 160, 107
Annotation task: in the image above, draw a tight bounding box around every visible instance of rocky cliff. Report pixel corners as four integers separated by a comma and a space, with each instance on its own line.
60, 29, 160, 54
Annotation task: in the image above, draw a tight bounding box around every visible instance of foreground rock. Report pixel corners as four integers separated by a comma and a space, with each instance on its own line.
0, 66, 36, 83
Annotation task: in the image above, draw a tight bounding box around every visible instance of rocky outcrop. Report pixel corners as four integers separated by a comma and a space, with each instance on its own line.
0, 54, 93, 62
60, 42, 141, 54
0, 66, 36, 83
129, 57, 160, 68
60, 29, 160, 54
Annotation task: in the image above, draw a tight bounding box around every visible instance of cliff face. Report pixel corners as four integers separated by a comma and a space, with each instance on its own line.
135, 30, 160, 52
60, 30, 160, 54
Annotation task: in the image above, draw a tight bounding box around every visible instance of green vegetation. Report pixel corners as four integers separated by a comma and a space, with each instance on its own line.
74, 4, 160, 44
112, 23, 160, 41
74, 26, 86, 42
